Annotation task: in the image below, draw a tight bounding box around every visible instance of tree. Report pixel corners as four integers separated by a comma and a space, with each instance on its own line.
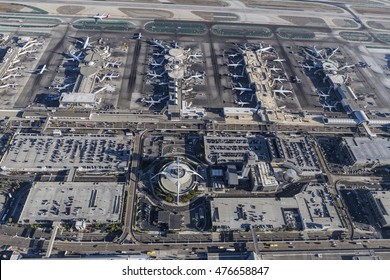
165, 193, 174, 203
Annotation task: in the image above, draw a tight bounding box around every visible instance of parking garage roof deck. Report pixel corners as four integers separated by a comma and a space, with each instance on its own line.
18, 182, 125, 224
342, 137, 390, 165
211, 184, 344, 231
0, 133, 131, 172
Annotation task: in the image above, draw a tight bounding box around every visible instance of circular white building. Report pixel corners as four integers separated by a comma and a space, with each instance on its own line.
152, 158, 203, 204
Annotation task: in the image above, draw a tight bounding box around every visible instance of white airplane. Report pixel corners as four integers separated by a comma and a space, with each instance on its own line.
152, 50, 166, 56
316, 90, 329, 98
230, 67, 245, 79
29, 64, 48, 75
18, 49, 37, 56
304, 45, 325, 59
232, 82, 252, 95
93, 13, 110, 23
153, 81, 169, 86
273, 85, 293, 97
272, 76, 287, 85
322, 102, 338, 111
133, 33, 142, 40
147, 70, 165, 79
258, 45, 273, 53
6, 66, 24, 73
104, 60, 122, 68
269, 65, 282, 72
235, 100, 250, 107
66, 51, 84, 62
338, 64, 355, 71
327, 47, 339, 59
227, 59, 244, 68
0, 82, 18, 89
0, 73, 22, 81
188, 53, 202, 59
171, 40, 179, 48
273, 57, 286, 63
76, 36, 93, 50
98, 72, 120, 82
300, 63, 317, 70
226, 53, 240, 58
149, 58, 164, 68
52, 83, 74, 91
141, 97, 165, 108
150, 38, 165, 49
184, 72, 205, 81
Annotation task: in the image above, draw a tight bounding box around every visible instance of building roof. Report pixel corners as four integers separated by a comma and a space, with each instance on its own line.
18, 182, 125, 224
211, 184, 344, 231
226, 165, 238, 185
158, 211, 171, 224
223, 107, 253, 115
60, 92, 96, 104
157, 211, 182, 230
343, 137, 390, 165
370, 191, 390, 227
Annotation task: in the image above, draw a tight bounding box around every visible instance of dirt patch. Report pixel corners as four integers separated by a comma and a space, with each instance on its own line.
243, 1, 342, 13
352, 6, 390, 15
119, 8, 173, 19
56, 5, 85, 15
332, 19, 358, 28
174, 0, 226, 5
0, 4, 23, 12
367, 21, 390, 31
192, 11, 238, 21
114, 0, 226, 6
279, 16, 327, 27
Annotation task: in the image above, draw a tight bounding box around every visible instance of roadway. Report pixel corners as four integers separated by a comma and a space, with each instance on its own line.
1, 234, 390, 259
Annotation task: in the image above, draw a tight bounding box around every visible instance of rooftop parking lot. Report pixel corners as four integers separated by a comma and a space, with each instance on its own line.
18, 181, 125, 224
204, 134, 270, 164
0, 134, 131, 172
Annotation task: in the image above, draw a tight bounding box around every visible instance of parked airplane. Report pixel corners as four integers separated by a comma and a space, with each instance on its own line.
226, 53, 240, 58
304, 45, 326, 59
147, 70, 165, 79
0, 73, 22, 81
133, 33, 142, 40
141, 97, 167, 108
269, 65, 282, 72
98, 72, 120, 82
149, 59, 165, 68
300, 63, 317, 70
51, 83, 74, 91
29, 64, 48, 75
273, 85, 293, 97
271, 76, 287, 86
66, 51, 84, 62
184, 72, 205, 81
188, 53, 202, 59
322, 102, 338, 111
152, 50, 166, 56
230, 67, 245, 79
0, 82, 18, 89
235, 100, 250, 107
273, 57, 286, 63
258, 45, 273, 53
93, 13, 109, 23
226, 59, 244, 68
76, 36, 93, 50
232, 82, 252, 95
316, 90, 330, 98
150, 38, 166, 49
105, 61, 122, 68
